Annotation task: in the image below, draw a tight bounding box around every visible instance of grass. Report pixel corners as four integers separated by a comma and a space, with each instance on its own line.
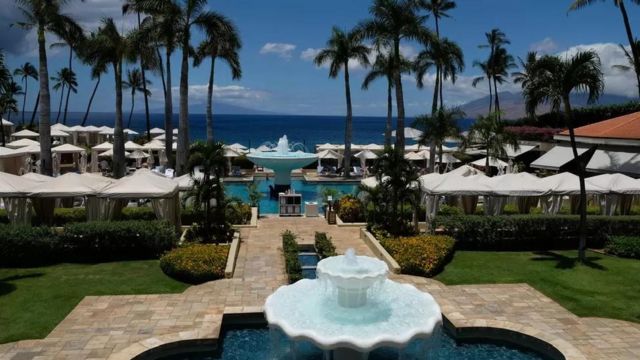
435, 250, 640, 323
0, 260, 189, 344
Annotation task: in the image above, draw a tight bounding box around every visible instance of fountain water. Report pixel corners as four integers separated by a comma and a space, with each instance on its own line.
265, 249, 442, 360
247, 135, 318, 193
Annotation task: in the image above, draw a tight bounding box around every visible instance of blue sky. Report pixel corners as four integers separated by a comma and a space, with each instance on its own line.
1, 0, 638, 116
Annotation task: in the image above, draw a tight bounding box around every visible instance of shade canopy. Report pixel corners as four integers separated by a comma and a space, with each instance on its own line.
52, 143, 86, 154
51, 123, 73, 132
148, 127, 165, 135
99, 169, 178, 198
153, 134, 176, 141
21, 172, 53, 182
1, 119, 13, 126
127, 149, 150, 159
317, 143, 339, 151
124, 141, 143, 151
505, 144, 537, 159
316, 149, 343, 160
124, 129, 138, 135
50, 128, 70, 137
224, 148, 242, 158
28, 173, 114, 197
471, 157, 508, 169
142, 140, 165, 151
99, 128, 115, 135
255, 145, 273, 152
585, 173, 640, 194
540, 172, 607, 195
391, 127, 423, 139
174, 173, 203, 191
226, 143, 247, 151
6, 138, 39, 149
98, 149, 130, 158
82, 125, 101, 132
0, 172, 41, 196
429, 174, 493, 195
0, 147, 22, 159
480, 173, 550, 196
12, 144, 41, 154
12, 129, 39, 138
531, 145, 640, 176
405, 150, 430, 161
354, 150, 378, 160
92, 141, 113, 151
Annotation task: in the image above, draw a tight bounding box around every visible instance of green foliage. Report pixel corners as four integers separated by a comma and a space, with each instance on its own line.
381, 235, 455, 277
282, 230, 302, 283
605, 236, 640, 259
160, 244, 229, 284
60, 221, 177, 262
121, 207, 156, 221
434, 215, 640, 251
0, 225, 58, 267
226, 201, 252, 225
314, 232, 336, 259
0, 209, 9, 224
52, 208, 87, 225
320, 187, 342, 204
335, 194, 365, 223
180, 207, 199, 226
437, 204, 463, 216
512, 101, 640, 127
246, 182, 263, 207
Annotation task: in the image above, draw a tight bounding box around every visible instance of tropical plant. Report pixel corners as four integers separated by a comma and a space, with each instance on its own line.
569, 0, 640, 98
13, 62, 38, 125
358, 0, 433, 150
315, 27, 370, 177
50, 19, 83, 124
472, 60, 493, 112
2, 81, 24, 124
512, 51, 539, 88
77, 35, 108, 126
13, 0, 80, 175
611, 40, 640, 96
83, 18, 137, 178
477, 28, 512, 119
194, 16, 242, 144
50, 68, 74, 123
0, 53, 18, 146
465, 112, 519, 175
522, 50, 604, 262
123, 68, 151, 128
246, 182, 262, 208
55, 67, 77, 125
184, 141, 233, 244
414, 107, 463, 168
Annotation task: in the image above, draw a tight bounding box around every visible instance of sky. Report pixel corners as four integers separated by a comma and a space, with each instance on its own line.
1, 0, 639, 117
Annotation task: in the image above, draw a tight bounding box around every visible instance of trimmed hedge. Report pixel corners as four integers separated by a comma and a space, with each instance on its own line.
381, 235, 455, 277
434, 215, 640, 251
0, 225, 58, 267
60, 221, 177, 262
605, 236, 640, 259
315, 232, 336, 259
282, 230, 302, 283
336, 195, 365, 223
121, 207, 156, 221
53, 208, 87, 226
160, 244, 229, 284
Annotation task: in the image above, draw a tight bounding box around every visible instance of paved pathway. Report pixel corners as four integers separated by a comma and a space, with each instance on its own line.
0, 217, 638, 360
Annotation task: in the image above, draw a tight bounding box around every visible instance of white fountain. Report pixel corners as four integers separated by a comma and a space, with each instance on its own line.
265, 249, 442, 359
247, 135, 318, 192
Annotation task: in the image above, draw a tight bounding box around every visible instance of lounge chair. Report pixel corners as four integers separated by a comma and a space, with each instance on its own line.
164, 168, 175, 178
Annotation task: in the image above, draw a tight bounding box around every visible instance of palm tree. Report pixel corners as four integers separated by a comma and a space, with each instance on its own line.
50, 68, 66, 123
194, 16, 242, 144
77, 34, 109, 126
123, 68, 151, 128
13, 0, 80, 175
570, 0, 640, 97
490, 46, 516, 119
512, 51, 538, 88
359, 0, 433, 151
478, 28, 511, 118
414, 107, 463, 168
465, 112, 519, 176
50, 20, 83, 124
314, 27, 370, 178
472, 60, 493, 113
13, 62, 38, 125
415, 38, 464, 114
523, 51, 604, 263
612, 40, 640, 95
420, 0, 456, 37
84, 18, 136, 178
0, 54, 19, 146
3, 81, 24, 125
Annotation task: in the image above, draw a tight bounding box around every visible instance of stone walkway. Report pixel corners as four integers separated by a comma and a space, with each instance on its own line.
0, 217, 639, 360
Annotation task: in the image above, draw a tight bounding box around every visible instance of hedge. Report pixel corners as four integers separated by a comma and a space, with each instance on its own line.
605, 236, 640, 259
315, 232, 336, 259
282, 230, 302, 283
53, 208, 87, 225
160, 244, 229, 284
0, 225, 58, 267
434, 215, 640, 250
512, 101, 640, 128
335, 195, 365, 223
381, 235, 455, 277
60, 221, 177, 262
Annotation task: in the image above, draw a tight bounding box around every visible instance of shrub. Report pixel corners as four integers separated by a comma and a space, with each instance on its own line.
434, 215, 640, 251
381, 235, 455, 277
605, 236, 640, 259
53, 208, 86, 226
180, 207, 199, 226
60, 221, 177, 262
315, 232, 336, 259
437, 204, 462, 216
226, 202, 252, 225
282, 230, 302, 283
335, 195, 365, 223
0, 209, 10, 224
121, 207, 156, 221
0, 225, 59, 267
160, 244, 229, 284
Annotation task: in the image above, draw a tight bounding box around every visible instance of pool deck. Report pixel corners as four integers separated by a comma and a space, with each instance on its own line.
1, 217, 639, 360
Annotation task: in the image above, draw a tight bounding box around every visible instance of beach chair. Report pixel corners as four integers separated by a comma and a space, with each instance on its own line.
352, 166, 363, 177
164, 168, 175, 178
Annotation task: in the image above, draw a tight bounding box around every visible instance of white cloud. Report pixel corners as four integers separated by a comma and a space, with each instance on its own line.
530, 37, 558, 54
300, 48, 321, 61
149, 84, 269, 108
260, 43, 296, 59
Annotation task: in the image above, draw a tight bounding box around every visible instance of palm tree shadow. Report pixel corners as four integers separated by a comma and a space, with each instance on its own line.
0, 273, 44, 296
531, 251, 607, 271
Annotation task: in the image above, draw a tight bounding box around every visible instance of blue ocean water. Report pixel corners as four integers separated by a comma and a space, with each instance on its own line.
43, 112, 475, 151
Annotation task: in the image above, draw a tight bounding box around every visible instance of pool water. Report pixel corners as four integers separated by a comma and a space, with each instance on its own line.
159, 327, 546, 360
299, 253, 320, 279
225, 179, 358, 214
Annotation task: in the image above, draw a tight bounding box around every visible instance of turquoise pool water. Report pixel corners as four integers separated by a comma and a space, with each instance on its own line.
159, 327, 546, 359
225, 179, 358, 214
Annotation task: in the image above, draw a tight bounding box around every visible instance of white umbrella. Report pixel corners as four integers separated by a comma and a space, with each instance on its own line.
12, 129, 39, 138
226, 143, 247, 151
83, 125, 101, 132
172, 128, 179, 134
255, 144, 272, 152
52, 143, 85, 154
154, 134, 176, 141
99, 149, 130, 158
6, 138, 39, 149
362, 143, 384, 151
354, 150, 378, 160
317, 143, 339, 151
124, 128, 139, 135
99, 127, 115, 135
316, 149, 343, 160
124, 140, 143, 151
92, 141, 113, 151
1, 118, 13, 126
127, 149, 150, 159
142, 140, 165, 151
391, 127, 423, 139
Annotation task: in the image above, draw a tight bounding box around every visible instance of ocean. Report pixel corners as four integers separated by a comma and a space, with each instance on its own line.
20, 112, 475, 151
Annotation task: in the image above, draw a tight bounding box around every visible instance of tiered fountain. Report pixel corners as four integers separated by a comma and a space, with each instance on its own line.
265, 249, 442, 359
247, 135, 318, 193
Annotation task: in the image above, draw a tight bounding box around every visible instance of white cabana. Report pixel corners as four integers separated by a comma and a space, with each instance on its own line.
354, 150, 378, 176
12, 144, 41, 155
52, 143, 85, 154
148, 127, 165, 135
539, 172, 608, 215
124, 140, 143, 151
98, 149, 131, 158
12, 129, 39, 138
51, 123, 73, 132
21, 172, 52, 182
224, 148, 242, 171
93, 141, 113, 151
6, 138, 39, 149
362, 143, 385, 151
480, 173, 550, 215
99, 127, 115, 135
226, 143, 248, 152
128, 149, 150, 168
586, 173, 640, 215
142, 140, 165, 151
124, 129, 138, 135
317, 143, 339, 151
505, 144, 537, 159
0, 172, 41, 224
531, 145, 640, 176
91, 142, 113, 172
50, 128, 70, 137
98, 169, 180, 226
391, 127, 423, 139
82, 125, 101, 133
316, 149, 343, 171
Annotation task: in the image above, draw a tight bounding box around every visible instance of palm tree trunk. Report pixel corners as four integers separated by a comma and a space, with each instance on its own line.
164, 48, 174, 168
394, 38, 406, 151
488, 77, 493, 113
128, 90, 135, 128
38, 26, 52, 176
385, 79, 392, 147
63, 84, 71, 125
0, 112, 5, 146
485, 148, 490, 175
21, 80, 27, 125
206, 55, 216, 144
56, 83, 64, 123
113, 61, 126, 179
432, 67, 440, 114
137, 12, 152, 142
493, 77, 501, 119
177, 34, 190, 175
82, 76, 100, 126
343, 62, 353, 178
29, 91, 39, 127
439, 71, 444, 110
618, 0, 640, 98
563, 96, 587, 262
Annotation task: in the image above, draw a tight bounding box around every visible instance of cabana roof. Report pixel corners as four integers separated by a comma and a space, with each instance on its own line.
99, 169, 178, 198
586, 173, 640, 194
28, 173, 114, 197
12, 129, 39, 138
540, 172, 607, 195
6, 138, 39, 149
21, 172, 53, 182
52, 143, 86, 154
92, 141, 113, 151
0, 172, 40, 196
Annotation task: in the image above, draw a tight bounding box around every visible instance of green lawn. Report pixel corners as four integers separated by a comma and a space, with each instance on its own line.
435, 250, 640, 323
0, 261, 189, 344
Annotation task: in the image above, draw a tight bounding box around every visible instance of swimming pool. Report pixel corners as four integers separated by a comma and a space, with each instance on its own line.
225, 179, 358, 214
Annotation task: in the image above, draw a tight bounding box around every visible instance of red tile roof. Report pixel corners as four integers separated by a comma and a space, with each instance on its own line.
560, 111, 640, 140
